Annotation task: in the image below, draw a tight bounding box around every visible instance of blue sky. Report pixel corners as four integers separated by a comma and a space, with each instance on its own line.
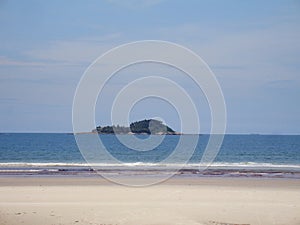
0, 0, 300, 133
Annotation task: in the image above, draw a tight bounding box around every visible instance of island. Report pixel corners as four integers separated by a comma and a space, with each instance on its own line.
92, 119, 180, 135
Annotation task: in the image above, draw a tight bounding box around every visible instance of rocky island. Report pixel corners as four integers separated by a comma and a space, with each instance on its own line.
93, 119, 180, 135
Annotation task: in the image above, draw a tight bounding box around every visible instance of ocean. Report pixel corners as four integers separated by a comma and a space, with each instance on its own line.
0, 133, 300, 178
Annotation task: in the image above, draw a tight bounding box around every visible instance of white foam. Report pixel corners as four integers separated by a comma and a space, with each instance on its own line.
0, 162, 300, 169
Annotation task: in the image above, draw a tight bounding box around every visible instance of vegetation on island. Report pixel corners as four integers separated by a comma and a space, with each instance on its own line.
93, 119, 179, 135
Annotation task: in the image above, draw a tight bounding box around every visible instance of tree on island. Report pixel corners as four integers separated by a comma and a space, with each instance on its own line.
93, 119, 178, 135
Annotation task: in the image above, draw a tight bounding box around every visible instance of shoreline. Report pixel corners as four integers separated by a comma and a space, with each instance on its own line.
1, 165, 300, 179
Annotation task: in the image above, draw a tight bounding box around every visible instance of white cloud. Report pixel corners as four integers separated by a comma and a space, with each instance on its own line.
25, 33, 122, 65
159, 21, 300, 85
0, 56, 47, 67
106, 0, 165, 9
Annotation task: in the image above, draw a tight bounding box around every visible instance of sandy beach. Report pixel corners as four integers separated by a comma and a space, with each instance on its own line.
0, 176, 299, 225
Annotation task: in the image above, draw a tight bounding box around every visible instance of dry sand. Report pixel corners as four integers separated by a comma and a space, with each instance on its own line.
0, 176, 299, 225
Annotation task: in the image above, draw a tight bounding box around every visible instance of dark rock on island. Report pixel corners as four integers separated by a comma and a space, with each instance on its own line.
93, 119, 180, 135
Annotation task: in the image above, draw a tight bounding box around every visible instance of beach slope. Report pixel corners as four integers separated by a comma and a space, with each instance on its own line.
0, 177, 299, 225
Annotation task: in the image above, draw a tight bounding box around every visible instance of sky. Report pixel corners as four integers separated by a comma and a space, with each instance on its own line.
0, 0, 300, 134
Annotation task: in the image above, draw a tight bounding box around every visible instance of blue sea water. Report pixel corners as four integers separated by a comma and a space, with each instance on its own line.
0, 133, 300, 177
